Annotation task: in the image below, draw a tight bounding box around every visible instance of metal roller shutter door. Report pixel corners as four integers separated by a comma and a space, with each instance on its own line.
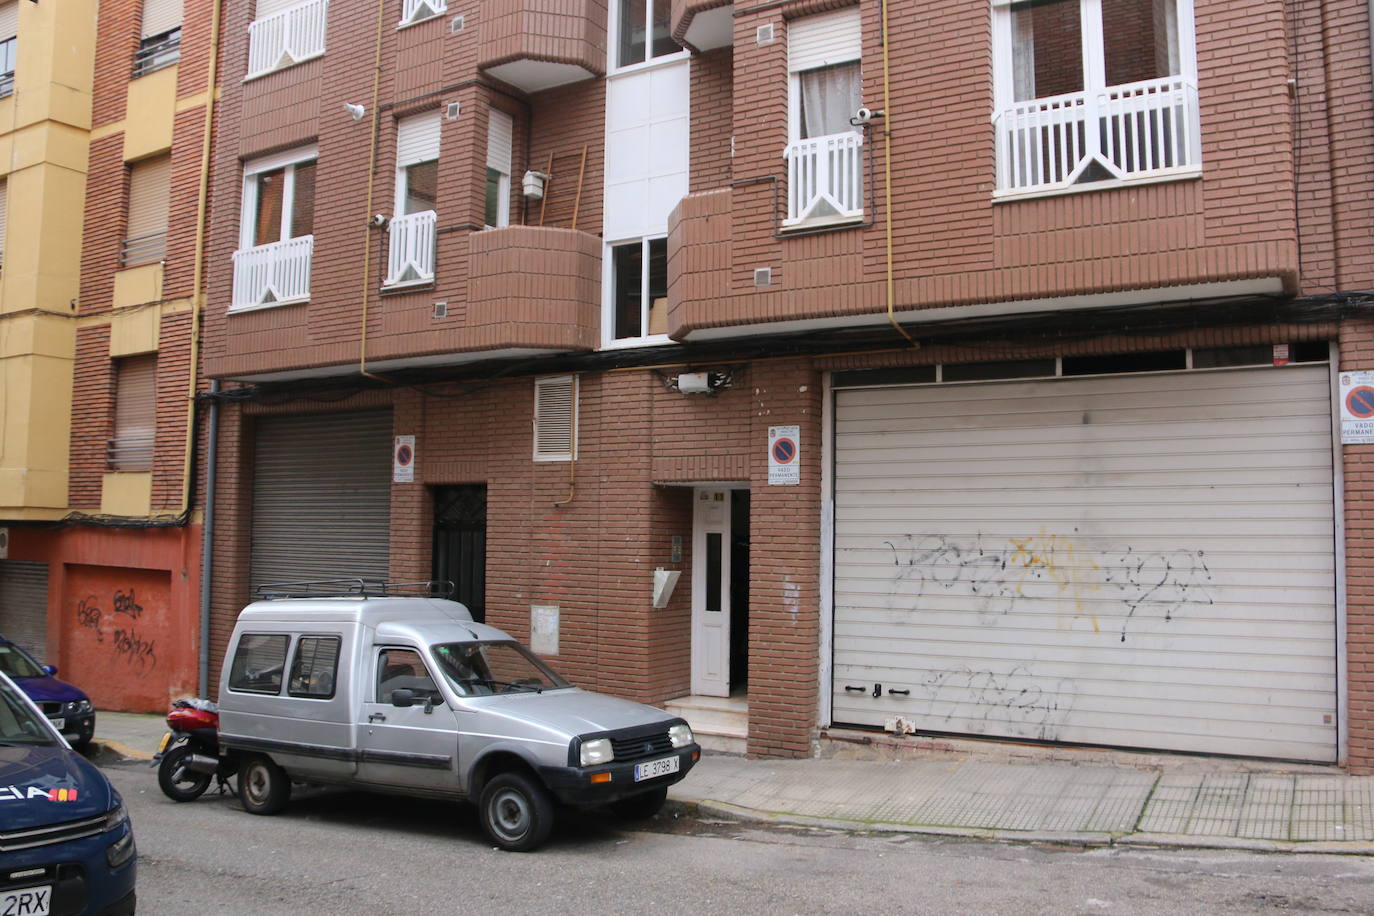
0, 561, 51, 660
251, 411, 392, 589
832, 365, 1337, 762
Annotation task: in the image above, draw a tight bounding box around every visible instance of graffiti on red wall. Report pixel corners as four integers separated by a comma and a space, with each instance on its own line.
71, 590, 158, 671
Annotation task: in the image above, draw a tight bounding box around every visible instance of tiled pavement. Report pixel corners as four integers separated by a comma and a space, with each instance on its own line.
93, 711, 1374, 853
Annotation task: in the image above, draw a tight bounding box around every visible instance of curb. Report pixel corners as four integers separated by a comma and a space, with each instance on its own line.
92, 738, 153, 762
672, 797, 1374, 856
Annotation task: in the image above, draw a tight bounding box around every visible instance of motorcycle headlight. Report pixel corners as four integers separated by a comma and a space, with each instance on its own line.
579, 737, 613, 767
668, 723, 694, 748
102, 800, 129, 832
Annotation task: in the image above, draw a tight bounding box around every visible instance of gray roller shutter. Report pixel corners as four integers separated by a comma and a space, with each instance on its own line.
251, 411, 392, 589
832, 365, 1337, 763
0, 561, 50, 661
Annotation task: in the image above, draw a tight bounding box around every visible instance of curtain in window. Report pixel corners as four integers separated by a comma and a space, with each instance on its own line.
799, 62, 861, 139
253, 168, 285, 246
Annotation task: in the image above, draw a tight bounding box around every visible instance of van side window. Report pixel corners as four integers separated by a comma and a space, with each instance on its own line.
227, 633, 289, 694
288, 636, 340, 698
376, 648, 440, 704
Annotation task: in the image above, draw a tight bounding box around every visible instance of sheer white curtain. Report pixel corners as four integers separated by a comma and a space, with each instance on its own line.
799, 62, 860, 138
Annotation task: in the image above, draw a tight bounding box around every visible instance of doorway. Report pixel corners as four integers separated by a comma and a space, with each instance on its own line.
690, 488, 749, 697
432, 485, 487, 623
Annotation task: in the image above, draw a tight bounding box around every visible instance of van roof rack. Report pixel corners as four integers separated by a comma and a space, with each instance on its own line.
253, 579, 456, 600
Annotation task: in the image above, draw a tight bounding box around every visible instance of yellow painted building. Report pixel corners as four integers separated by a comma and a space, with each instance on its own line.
0, 0, 95, 520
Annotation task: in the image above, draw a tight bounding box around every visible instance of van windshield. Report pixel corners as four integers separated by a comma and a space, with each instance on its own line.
431, 641, 572, 696
0, 676, 59, 747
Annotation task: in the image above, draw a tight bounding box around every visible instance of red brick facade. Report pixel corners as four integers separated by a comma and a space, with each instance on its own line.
191, 0, 1374, 768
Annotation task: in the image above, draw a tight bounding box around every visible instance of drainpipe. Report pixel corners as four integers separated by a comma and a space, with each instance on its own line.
358, 0, 389, 382
880, 0, 917, 349
198, 380, 219, 697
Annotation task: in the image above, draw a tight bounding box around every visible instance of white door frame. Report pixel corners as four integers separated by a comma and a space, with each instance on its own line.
690, 487, 733, 696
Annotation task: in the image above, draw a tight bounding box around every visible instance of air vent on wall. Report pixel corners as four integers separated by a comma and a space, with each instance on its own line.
756, 23, 774, 44
534, 375, 577, 461
445, 101, 460, 120
754, 267, 772, 287
451, 14, 465, 33
433, 301, 448, 319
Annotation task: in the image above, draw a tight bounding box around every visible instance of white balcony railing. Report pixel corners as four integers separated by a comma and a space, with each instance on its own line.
400, 0, 446, 25
231, 236, 314, 309
783, 130, 864, 226
247, 0, 329, 79
994, 76, 1201, 196
385, 210, 437, 286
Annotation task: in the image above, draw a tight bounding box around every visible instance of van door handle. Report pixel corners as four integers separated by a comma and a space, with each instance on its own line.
368, 712, 386, 723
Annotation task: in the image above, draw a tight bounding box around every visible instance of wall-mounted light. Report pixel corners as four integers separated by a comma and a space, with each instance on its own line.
521, 170, 551, 199
343, 103, 366, 121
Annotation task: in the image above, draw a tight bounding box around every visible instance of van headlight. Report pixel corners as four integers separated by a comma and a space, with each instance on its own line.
102, 800, 129, 831
579, 737, 613, 767
106, 831, 135, 868
668, 723, 694, 748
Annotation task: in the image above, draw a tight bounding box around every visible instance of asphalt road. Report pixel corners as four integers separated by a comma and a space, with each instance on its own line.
102, 760, 1374, 915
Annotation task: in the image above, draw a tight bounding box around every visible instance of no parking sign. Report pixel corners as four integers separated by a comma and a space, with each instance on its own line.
768, 426, 800, 485
393, 435, 416, 483
1340, 372, 1374, 445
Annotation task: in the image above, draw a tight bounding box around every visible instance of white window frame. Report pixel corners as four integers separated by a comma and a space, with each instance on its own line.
602, 236, 671, 349
786, 9, 862, 144
485, 109, 513, 229
398, 0, 447, 28
990, 0, 1201, 199
239, 145, 317, 251
534, 375, 578, 462
393, 112, 440, 217
609, 0, 688, 74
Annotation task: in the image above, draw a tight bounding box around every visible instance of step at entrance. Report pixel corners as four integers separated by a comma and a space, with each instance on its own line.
665, 694, 747, 755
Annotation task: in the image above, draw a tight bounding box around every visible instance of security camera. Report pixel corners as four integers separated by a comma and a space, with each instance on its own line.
854, 107, 874, 123
369, 214, 387, 228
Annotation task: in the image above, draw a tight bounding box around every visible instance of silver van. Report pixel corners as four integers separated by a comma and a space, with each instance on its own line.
216, 581, 699, 850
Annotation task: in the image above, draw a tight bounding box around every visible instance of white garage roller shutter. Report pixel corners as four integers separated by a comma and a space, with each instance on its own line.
251, 411, 392, 589
832, 365, 1337, 763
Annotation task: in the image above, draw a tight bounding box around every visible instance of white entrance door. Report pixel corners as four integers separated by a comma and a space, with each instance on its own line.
691, 489, 732, 696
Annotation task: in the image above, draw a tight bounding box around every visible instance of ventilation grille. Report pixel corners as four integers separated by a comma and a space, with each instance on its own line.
534, 376, 577, 461
756, 23, 774, 44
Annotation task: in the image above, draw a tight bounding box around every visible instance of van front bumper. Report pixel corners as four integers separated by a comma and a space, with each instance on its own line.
538, 745, 699, 806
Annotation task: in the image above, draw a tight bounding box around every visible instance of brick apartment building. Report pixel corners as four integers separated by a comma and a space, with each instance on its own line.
0, 0, 213, 710
189, 0, 1374, 768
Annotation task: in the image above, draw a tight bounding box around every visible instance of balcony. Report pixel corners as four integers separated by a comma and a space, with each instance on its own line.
994, 76, 1201, 197
784, 131, 864, 227
247, 0, 328, 80
466, 227, 600, 351
477, 0, 604, 93
385, 211, 437, 288
231, 236, 314, 310
670, 0, 731, 52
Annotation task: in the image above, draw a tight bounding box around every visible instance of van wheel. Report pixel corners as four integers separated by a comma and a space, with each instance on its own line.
238, 755, 291, 815
611, 786, 668, 820
158, 745, 212, 802
479, 772, 554, 851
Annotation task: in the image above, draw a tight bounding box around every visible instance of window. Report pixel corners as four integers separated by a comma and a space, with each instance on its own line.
399, 0, 446, 27
288, 636, 340, 698
386, 112, 440, 286
375, 648, 440, 704
135, 0, 182, 77
232, 146, 316, 309
784, 10, 864, 225
484, 109, 513, 229
123, 155, 170, 267
534, 375, 577, 461
228, 634, 290, 694
614, 0, 680, 68
109, 355, 156, 472
247, 0, 328, 79
608, 238, 667, 342
0, 1, 17, 98
992, 0, 1200, 195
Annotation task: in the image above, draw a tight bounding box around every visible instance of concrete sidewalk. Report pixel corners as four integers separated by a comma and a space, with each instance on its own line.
94, 710, 1374, 854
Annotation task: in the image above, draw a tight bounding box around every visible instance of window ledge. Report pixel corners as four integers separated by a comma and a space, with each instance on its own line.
381, 278, 436, 294
993, 167, 1203, 203
397, 8, 446, 28
228, 297, 309, 314
779, 212, 865, 234
600, 333, 674, 351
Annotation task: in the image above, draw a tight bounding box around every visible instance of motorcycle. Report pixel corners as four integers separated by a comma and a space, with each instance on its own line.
153, 697, 237, 802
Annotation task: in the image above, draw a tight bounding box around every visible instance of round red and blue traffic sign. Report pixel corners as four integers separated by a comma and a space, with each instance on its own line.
1347, 386, 1374, 420
395, 443, 413, 466
771, 437, 797, 464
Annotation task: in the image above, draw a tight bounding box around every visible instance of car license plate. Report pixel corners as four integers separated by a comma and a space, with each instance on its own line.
1, 885, 51, 916
48, 717, 64, 731
633, 755, 679, 782
157, 731, 173, 753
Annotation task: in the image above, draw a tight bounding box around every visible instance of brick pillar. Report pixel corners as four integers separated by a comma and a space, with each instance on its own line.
746, 359, 822, 757
1341, 317, 1374, 773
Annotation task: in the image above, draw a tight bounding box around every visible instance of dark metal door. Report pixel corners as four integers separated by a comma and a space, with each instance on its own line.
432, 485, 486, 623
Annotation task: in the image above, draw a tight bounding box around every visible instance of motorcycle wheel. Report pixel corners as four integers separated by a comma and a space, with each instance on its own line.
157, 744, 213, 802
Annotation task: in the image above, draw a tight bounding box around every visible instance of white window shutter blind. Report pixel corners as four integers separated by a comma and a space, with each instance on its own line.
486, 109, 513, 175
397, 111, 441, 166
112, 355, 157, 472
788, 7, 861, 72
534, 376, 577, 460
0, 2, 17, 42
141, 0, 183, 38
127, 155, 171, 240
